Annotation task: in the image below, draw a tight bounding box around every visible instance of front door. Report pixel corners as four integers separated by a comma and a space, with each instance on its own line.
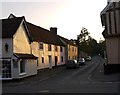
55, 56, 58, 67
48, 56, 52, 69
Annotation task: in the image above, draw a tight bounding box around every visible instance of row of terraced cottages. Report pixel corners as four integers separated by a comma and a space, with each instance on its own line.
0, 14, 78, 80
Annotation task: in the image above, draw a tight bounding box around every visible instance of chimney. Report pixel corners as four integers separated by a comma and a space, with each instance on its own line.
50, 27, 57, 35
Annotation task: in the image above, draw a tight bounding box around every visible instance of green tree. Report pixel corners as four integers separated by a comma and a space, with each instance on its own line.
76, 28, 105, 58
76, 27, 90, 58
77, 27, 90, 43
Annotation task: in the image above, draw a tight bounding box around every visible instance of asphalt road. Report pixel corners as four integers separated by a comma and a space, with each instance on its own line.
2, 56, 120, 94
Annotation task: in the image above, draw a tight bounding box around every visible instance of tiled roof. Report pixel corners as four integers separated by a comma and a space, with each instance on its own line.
14, 53, 38, 59
26, 22, 65, 46
58, 35, 77, 46
1, 17, 24, 38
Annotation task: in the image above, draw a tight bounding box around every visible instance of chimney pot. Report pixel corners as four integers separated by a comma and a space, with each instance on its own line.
50, 27, 57, 35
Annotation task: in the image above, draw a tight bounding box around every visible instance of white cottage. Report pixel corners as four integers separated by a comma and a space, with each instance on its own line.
0, 15, 38, 80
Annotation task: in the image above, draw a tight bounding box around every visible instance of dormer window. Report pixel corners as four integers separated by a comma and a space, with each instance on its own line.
5, 43, 8, 52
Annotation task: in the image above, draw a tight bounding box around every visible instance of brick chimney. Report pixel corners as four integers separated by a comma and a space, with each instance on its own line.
50, 27, 57, 35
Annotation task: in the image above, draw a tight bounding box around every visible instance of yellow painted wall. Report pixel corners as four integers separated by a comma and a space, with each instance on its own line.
13, 23, 31, 54
31, 42, 65, 69
68, 45, 78, 60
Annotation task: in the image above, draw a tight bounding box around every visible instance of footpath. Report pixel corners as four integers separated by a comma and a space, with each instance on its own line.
2, 65, 66, 86
91, 58, 120, 82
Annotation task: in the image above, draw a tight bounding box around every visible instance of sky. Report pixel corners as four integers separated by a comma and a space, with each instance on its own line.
1, 0, 107, 42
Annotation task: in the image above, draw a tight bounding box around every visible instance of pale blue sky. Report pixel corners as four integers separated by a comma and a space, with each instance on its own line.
1, 0, 107, 41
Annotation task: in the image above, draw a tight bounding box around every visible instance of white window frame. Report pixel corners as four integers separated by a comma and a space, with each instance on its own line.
19, 59, 26, 75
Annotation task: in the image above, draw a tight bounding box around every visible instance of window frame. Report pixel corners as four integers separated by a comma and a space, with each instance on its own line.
54, 45, 58, 52
39, 42, 43, 50
60, 47, 63, 52
48, 44, 52, 51
20, 59, 25, 74
61, 56, 64, 62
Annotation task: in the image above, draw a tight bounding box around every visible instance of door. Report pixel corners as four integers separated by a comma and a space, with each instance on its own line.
55, 56, 58, 67
48, 56, 52, 69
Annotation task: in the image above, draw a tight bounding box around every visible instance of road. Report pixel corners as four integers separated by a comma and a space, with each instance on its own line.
2, 56, 120, 94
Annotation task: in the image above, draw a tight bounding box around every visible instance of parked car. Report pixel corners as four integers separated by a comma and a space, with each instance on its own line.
66, 60, 79, 69
78, 58, 85, 65
86, 56, 92, 61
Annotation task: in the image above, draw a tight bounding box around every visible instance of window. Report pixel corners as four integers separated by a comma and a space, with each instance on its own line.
39, 42, 43, 50
69, 56, 70, 60
60, 47, 63, 52
75, 56, 77, 60
61, 56, 63, 62
54, 45, 57, 52
2, 59, 11, 78
48, 44, 52, 51
20, 60, 25, 73
72, 56, 74, 59
68, 46, 70, 51
42, 57, 44, 64
72, 47, 74, 52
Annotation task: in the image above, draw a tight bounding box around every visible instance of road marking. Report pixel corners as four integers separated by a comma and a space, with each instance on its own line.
104, 81, 120, 83
91, 81, 120, 84
38, 90, 50, 93
104, 82, 113, 83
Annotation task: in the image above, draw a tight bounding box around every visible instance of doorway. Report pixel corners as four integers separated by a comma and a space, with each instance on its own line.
55, 56, 58, 67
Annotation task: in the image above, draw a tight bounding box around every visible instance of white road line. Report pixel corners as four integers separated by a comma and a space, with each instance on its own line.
104, 82, 113, 83
90, 81, 120, 84
38, 90, 50, 93
104, 81, 120, 83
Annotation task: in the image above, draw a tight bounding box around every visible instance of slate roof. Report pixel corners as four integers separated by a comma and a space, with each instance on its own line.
14, 53, 38, 59
58, 35, 77, 46
1, 17, 24, 38
26, 22, 65, 46
1, 14, 66, 47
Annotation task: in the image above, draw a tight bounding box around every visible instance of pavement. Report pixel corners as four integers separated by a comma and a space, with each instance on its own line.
2, 65, 66, 86
91, 59, 120, 82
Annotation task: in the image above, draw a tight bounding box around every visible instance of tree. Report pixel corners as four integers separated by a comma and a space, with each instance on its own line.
76, 27, 105, 58
77, 27, 90, 43
97, 40, 106, 57
76, 27, 90, 58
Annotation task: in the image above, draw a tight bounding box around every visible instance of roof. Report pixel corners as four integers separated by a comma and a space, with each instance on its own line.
100, 2, 113, 15
14, 53, 38, 59
1, 17, 24, 38
26, 22, 65, 46
58, 35, 77, 46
